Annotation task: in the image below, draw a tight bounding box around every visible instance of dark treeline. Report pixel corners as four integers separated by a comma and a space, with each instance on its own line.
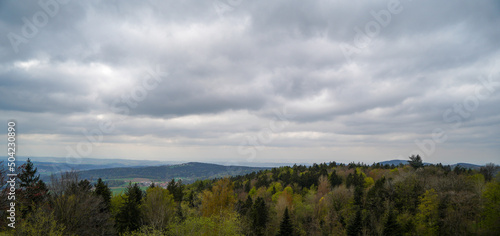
0, 155, 499, 235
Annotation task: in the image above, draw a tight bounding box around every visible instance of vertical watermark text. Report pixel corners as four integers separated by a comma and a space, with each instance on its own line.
6, 121, 17, 228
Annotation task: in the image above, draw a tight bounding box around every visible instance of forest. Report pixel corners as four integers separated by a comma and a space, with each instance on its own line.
0, 155, 499, 236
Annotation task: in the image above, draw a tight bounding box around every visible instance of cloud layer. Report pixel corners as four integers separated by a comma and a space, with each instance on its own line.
1, 0, 499, 165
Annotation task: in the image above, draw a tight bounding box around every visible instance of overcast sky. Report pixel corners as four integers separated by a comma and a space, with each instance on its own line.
1, 0, 499, 165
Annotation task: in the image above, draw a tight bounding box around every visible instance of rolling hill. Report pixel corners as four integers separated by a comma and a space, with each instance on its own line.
76, 162, 269, 183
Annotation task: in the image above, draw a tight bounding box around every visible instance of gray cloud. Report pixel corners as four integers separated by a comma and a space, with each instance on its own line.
1, 0, 499, 164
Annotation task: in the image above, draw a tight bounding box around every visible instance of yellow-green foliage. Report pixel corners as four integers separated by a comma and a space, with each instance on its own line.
248, 186, 257, 197
201, 178, 236, 217
416, 189, 439, 236
364, 177, 374, 188
111, 193, 126, 218
17, 206, 66, 236
267, 182, 283, 194
482, 180, 500, 232
168, 213, 242, 236
122, 225, 164, 236
141, 187, 175, 230
355, 168, 367, 178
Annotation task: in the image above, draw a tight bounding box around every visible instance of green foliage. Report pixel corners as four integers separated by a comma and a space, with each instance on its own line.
251, 197, 268, 235
329, 169, 343, 188
2, 159, 497, 236
363, 177, 374, 188
116, 183, 144, 233
167, 213, 242, 236
141, 186, 175, 231
49, 172, 115, 235
409, 154, 424, 169
122, 225, 165, 236
383, 208, 400, 236
201, 178, 236, 217
17, 206, 65, 236
277, 207, 294, 236
346, 169, 365, 188
94, 178, 112, 212
481, 180, 500, 233
347, 209, 362, 236
78, 162, 267, 183
416, 189, 439, 235
17, 158, 48, 217
353, 186, 364, 206
167, 179, 184, 202
394, 174, 424, 214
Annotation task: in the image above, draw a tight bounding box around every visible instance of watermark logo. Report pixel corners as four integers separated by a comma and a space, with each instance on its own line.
340, 0, 409, 63
404, 72, 498, 160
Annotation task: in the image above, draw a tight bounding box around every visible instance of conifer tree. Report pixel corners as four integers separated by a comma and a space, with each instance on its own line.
277, 207, 294, 236
347, 209, 362, 236
167, 179, 184, 202
17, 159, 48, 216
251, 197, 268, 236
94, 178, 112, 212
115, 183, 143, 233
383, 208, 400, 236
409, 155, 424, 169
329, 169, 343, 188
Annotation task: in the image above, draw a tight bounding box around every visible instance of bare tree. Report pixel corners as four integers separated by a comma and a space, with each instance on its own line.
480, 163, 499, 182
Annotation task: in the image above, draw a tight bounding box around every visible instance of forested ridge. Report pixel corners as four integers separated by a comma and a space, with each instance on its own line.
1, 156, 499, 235
76, 162, 268, 183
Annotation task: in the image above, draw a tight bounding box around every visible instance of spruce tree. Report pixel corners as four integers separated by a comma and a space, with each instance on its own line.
115, 183, 143, 233
383, 208, 400, 236
94, 178, 112, 212
329, 169, 343, 188
409, 155, 424, 169
17, 159, 48, 216
251, 197, 268, 236
277, 207, 294, 236
167, 179, 184, 202
18, 159, 39, 188
347, 209, 363, 236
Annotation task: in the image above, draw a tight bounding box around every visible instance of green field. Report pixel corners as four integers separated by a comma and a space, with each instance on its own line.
110, 185, 149, 196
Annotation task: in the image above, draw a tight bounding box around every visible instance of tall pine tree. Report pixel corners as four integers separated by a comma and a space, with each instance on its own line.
251, 197, 268, 236
277, 207, 294, 236
17, 158, 48, 217
115, 183, 143, 233
94, 178, 112, 212
329, 169, 343, 188
383, 208, 400, 236
347, 209, 363, 236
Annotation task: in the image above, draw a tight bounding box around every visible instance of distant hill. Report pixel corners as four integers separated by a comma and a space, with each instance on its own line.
76, 162, 269, 183
15, 156, 180, 166
8, 156, 183, 179
378, 159, 483, 169
452, 163, 481, 170
378, 160, 409, 166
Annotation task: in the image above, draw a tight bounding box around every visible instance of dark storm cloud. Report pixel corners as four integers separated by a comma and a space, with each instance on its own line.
0, 0, 499, 163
